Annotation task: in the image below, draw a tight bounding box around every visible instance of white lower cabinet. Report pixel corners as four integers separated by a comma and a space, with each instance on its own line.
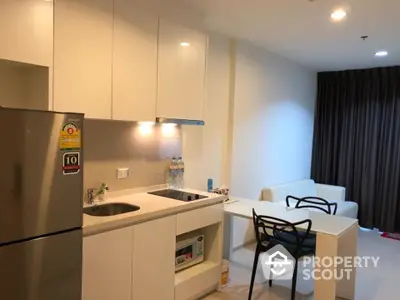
132, 215, 176, 300
82, 227, 133, 300
83, 206, 222, 300
83, 215, 176, 300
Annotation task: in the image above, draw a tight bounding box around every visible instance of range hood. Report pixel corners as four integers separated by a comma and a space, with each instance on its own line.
156, 117, 205, 126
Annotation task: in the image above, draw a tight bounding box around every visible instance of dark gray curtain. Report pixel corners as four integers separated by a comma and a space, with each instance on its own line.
311, 66, 400, 232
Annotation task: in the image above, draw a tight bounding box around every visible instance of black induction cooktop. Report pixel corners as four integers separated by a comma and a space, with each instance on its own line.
148, 189, 207, 202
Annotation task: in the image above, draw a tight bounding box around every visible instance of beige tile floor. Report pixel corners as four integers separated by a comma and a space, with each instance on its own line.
204, 229, 400, 300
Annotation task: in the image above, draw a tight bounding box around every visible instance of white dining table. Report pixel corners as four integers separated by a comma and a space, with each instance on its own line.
223, 198, 359, 300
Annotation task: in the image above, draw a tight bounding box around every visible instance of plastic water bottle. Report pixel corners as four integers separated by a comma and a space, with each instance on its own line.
177, 157, 185, 189
176, 157, 182, 189
168, 158, 178, 189
172, 157, 179, 189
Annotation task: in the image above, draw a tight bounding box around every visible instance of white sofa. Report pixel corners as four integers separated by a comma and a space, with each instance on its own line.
261, 179, 358, 219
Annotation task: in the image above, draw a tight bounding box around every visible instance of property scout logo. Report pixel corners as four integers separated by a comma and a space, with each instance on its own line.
260, 245, 380, 281
260, 245, 295, 280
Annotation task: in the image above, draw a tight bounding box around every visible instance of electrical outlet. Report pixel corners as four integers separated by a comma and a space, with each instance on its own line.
117, 168, 129, 179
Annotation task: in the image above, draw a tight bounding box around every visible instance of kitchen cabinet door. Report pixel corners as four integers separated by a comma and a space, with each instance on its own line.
54, 0, 113, 119
113, 1, 158, 122
82, 227, 133, 300
158, 19, 207, 120
0, 0, 53, 67
132, 215, 176, 300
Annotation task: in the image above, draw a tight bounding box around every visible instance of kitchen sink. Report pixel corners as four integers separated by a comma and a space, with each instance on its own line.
83, 203, 140, 217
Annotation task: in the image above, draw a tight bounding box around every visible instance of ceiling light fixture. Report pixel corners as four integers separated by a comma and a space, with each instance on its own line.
331, 9, 347, 21
375, 51, 388, 57
180, 42, 190, 47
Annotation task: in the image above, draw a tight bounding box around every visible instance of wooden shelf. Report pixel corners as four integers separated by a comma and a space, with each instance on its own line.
174, 261, 221, 300
175, 260, 220, 286
174, 205, 224, 299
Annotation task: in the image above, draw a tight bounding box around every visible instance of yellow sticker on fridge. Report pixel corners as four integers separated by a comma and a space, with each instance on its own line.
60, 122, 81, 150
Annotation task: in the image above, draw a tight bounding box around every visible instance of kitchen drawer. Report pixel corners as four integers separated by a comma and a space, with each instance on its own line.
176, 204, 223, 235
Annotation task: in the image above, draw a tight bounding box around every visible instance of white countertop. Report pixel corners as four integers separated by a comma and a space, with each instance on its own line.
224, 198, 358, 236
83, 187, 226, 237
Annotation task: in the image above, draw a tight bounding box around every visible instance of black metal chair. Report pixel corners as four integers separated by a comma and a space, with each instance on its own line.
282, 195, 338, 254
286, 195, 338, 215
249, 209, 313, 300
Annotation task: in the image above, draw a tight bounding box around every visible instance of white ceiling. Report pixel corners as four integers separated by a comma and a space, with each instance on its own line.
173, 0, 400, 71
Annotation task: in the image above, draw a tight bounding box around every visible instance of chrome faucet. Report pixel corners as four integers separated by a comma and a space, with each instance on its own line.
87, 189, 95, 205
87, 183, 109, 205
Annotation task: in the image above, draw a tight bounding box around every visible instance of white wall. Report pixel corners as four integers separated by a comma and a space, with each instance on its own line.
0, 59, 49, 110
183, 37, 316, 212
182, 34, 231, 191
24, 66, 49, 110
230, 40, 317, 247
0, 61, 26, 108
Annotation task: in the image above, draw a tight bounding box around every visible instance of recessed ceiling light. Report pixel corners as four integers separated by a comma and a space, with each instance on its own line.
375, 51, 388, 57
331, 9, 347, 21
180, 42, 190, 47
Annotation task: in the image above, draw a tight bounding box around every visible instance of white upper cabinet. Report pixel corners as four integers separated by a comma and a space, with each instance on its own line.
158, 19, 207, 120
113, 1, 158, 122
0, 0, 53, 67
54, 0, 113, 119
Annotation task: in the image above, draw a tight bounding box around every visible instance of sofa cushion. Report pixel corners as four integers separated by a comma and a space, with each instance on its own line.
262, 179, 317, 203
335, 201, 358, 219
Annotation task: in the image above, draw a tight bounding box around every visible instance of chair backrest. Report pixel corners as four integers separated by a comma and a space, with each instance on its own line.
252, 209, 312, 255
286, 195, 338, 215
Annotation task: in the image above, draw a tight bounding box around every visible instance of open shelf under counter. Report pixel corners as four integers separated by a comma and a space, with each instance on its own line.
174, 260, 221, 300
175, 260, 220, 286
174, 202, 224, 299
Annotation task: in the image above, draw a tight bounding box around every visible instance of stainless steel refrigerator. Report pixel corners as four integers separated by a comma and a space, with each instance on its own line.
0, 108, 83, 300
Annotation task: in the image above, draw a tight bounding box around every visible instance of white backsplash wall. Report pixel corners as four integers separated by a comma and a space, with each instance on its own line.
84, 120, 181, 192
